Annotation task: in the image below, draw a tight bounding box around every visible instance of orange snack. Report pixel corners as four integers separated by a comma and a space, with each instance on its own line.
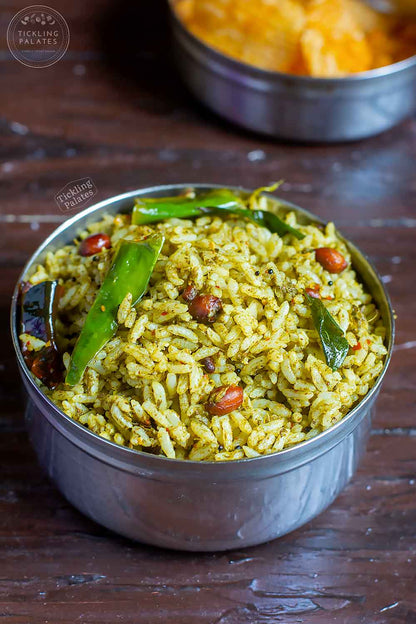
174, 0, 416, 76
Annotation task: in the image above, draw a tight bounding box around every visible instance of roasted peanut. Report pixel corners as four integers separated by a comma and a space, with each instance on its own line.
201, 356, 215, 373
188, 294, 222, 323
79, 233, 111, 257
315, 247, 348, 274
206, 385, 243, 416
181, 283, 198, 302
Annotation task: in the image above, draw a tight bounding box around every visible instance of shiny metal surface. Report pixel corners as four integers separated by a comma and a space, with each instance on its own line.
364, 0, 416, 14
11, 184, 394, 551
169, 8, 416, 142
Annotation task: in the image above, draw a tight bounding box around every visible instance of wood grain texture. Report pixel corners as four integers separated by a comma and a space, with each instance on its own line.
1, 0, 416, 622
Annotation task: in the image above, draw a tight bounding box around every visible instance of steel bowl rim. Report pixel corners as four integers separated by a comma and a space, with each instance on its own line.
169, 3, 416, 84
10, 183, 395, 470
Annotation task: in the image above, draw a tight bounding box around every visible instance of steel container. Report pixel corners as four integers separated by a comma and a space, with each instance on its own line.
11, 184, 394, 551
169, 5, 416, 142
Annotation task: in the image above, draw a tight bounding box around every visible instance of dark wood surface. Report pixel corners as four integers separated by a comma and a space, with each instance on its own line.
1, 1, 416, 622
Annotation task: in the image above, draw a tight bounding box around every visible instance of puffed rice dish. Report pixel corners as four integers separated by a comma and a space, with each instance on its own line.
24, 188, 387, 461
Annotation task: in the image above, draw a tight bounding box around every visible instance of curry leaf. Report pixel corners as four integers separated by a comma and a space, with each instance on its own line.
306, 293, 349, 370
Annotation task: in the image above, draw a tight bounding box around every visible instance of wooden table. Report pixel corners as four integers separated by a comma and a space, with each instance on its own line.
2, 1, 415, 622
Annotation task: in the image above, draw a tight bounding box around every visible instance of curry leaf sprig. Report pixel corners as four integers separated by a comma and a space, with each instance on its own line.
66, 233, 164, 386
306, 293, 349, 371
132, 185, 305, 240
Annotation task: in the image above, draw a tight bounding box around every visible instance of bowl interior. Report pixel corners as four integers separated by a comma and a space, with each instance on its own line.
10, 184, 395, 468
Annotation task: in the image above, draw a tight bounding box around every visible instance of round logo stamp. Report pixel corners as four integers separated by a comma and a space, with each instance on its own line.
7, 5, 70, 69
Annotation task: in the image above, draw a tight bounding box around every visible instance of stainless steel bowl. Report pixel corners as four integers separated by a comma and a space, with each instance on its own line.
169, 6, 416, 142
11, 184, 394, 551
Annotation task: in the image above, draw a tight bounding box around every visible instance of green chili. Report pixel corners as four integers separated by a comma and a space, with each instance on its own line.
132, 189, 244, 224
66, 233, 164, 386
306, 293, 349, 371
132, 187, 305, 240
247, 208, 305, 240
